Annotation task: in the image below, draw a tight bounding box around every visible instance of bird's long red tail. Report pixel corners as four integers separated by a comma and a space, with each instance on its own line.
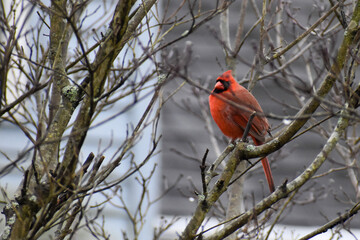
253, 138, 275, 192
261, 157, 275, 192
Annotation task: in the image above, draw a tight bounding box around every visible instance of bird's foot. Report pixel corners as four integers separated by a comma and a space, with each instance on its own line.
239, 137, 249, 143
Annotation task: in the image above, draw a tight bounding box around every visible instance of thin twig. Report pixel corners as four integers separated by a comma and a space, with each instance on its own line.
269, 3, 339, 62
200, 149, 209, 198
241, 111, 256, 142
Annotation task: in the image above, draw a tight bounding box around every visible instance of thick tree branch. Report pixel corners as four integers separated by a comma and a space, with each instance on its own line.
60, 0, 156, 185
298, 201, 360, 240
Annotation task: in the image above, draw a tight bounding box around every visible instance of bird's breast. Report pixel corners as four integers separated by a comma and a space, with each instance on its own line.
209, 94, 244, 140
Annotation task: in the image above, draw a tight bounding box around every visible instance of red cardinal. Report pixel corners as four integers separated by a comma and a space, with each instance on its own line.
209, 70, 275, 192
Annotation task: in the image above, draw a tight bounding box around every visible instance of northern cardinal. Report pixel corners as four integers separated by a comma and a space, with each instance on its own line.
209, 70, 275, 192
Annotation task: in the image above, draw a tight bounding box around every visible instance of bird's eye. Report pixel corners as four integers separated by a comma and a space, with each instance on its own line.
221, 80, 230, 90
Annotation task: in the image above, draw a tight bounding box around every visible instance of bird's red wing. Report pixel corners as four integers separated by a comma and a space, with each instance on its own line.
224, 89, 269, 142
230, 111, 266, 142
